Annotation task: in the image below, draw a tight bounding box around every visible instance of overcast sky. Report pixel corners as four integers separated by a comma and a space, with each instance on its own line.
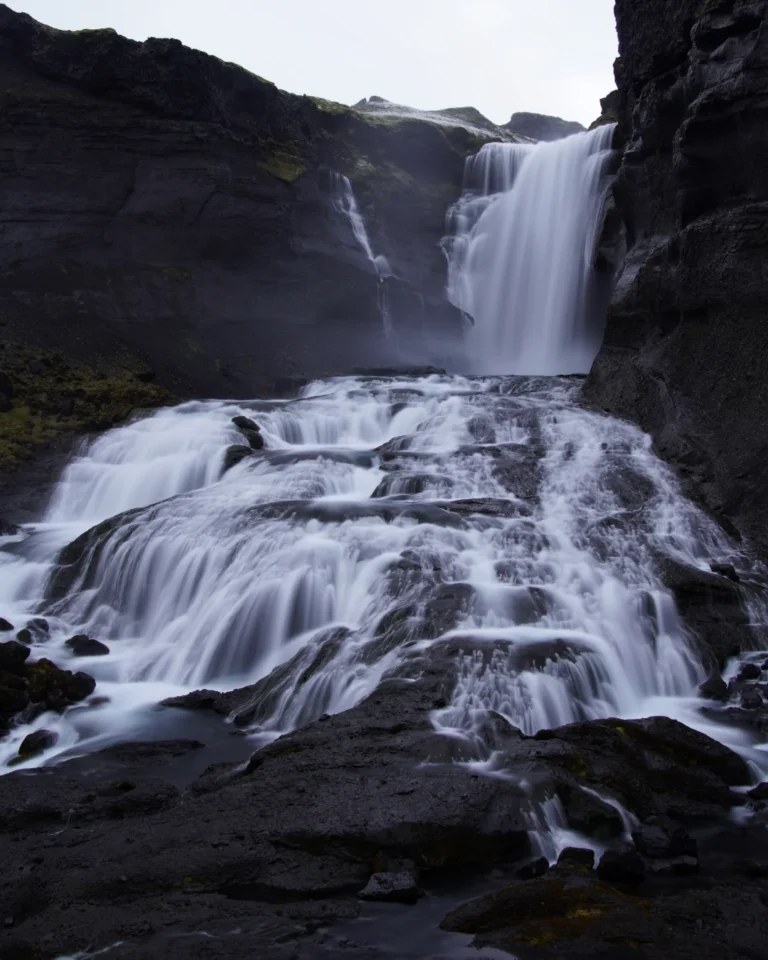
7, 1, 618, 127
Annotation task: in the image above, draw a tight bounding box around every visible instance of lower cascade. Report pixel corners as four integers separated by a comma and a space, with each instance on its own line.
2, 375, 765, 828
444, 126, 617, 376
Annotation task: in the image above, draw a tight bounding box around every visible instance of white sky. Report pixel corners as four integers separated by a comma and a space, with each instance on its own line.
6, 1, 618, 127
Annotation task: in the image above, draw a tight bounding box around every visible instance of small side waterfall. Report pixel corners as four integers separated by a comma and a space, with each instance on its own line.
331, 173, 395, 338
443, 126, 617, 375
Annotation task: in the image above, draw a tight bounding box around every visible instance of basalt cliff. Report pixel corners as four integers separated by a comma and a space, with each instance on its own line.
585, 0, 768, 553
0, 4, 502, 472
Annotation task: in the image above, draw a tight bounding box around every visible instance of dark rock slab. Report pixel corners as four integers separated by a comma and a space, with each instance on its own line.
357, 871, 424, 904
17, 728, 58, 759
66, 634, 110, 656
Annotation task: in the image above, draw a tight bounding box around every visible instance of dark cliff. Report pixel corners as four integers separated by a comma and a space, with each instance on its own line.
585, 0, 768, 551
0, 5, 493, 469
503, 112, 586, 142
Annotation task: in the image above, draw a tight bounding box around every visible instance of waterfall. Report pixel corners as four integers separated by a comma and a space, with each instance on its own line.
443, 125, 617, 375
331, 173, 395, 338
1, 373, 762, 790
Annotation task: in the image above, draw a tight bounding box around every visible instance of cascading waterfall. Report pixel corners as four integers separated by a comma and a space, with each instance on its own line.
443, 125, 617, 375
2, 375, 765, 834
331, 173, 395, 338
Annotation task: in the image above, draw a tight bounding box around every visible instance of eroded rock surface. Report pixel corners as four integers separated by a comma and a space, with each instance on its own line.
584, 0, 768, 557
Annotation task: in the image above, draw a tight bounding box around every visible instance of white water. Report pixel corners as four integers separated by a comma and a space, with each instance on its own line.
2, 375, 765, 819
331, 173, 395, 337
444, 126, 616, 375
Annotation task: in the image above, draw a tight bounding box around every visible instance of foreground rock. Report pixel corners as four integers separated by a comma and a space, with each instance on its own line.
584, 0, 768, 558
442, 850, 768, 958
0, 641, 756, 958
0, 640, 96, 735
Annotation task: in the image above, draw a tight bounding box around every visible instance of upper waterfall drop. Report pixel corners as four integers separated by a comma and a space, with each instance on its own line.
444, 125, 617, 376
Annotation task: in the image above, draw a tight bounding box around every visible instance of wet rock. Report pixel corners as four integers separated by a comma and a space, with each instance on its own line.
542, 716, 750, 822
711, 563, 740, 583
0, 685, 30, 719
65, 634, 110, 657
737, 662, 763, 682
222, 445, 255, 472
632, 820, 697, 859
0, 640, 30, 672
656, 558, 749, 667
23, 618, 49, 642
18, 729, 58, 758
0, 520, 20, 537
0, 618, 14, 632
161, 688, 232, 715
699, 669, 728, 700
516, 856, 549, 881
241, 428, 264, 451
557, 847, 595, 869
747, 782, 768, 802
358, 871, 424, 905
15, 628, 31, 644
232, 415, 260, 433
26, 659, 96, 710
423, 582, 475, 638
646, 856, 699, 878
741, 688, 764, 710
596, 848, 645, 887
558, 786, 624, 840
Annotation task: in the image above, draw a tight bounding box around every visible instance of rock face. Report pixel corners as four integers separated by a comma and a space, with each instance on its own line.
584, 0, 768, 553
503, 111, 586, 141
0, 5, 496, 470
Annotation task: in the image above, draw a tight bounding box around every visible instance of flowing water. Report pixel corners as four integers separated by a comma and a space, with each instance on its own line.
2, 374, 765, 813
332, 172, 395, 338
2, 131, 767, 870
444, 126, 616, 375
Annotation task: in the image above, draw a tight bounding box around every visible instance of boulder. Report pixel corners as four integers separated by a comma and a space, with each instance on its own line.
737, 662, 763, 682
357, 871, 423, 905
556, 847, 595, 869
0, 618, 14, 632
232, 415, 260, 433
18, 729, 58, 758
699, 670, 728, 700
632, 820, 697, 860
515, 856, 549, 881
65, 635, 110, 657
241, 428, 264, 451
26, 659, 96, 710
0, 640, 30, 672
596, 848, 646, 887
222, 445, 255, 473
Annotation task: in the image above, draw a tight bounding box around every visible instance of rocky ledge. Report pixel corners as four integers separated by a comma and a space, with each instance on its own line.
1, 635, 767, 959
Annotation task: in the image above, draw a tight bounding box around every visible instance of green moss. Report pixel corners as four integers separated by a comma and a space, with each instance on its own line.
0, 342, 174, 472
162, 266, 190, 282
260, 143, 307, 183
69, 27, 118, 36
308, 96, 351, 116
590, 110, 619, 130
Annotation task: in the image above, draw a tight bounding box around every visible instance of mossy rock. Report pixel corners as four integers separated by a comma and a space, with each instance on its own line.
0, 341, 174, 471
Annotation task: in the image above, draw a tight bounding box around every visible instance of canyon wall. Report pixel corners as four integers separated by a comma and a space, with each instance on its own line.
0, 4, 497, 470
585, 0, 768, 551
